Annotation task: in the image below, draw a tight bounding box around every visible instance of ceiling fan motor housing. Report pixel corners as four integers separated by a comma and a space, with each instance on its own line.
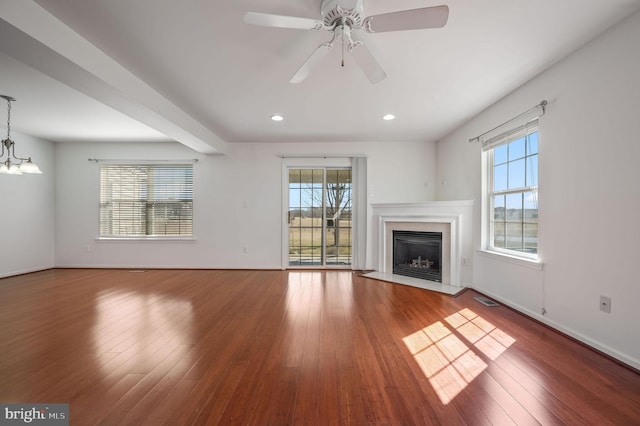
321, 0, 364, 29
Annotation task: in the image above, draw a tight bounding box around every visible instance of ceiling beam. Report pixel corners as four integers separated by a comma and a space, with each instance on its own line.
0, 0, 227, 154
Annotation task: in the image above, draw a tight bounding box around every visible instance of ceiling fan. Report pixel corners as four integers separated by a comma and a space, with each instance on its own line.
243, 0, 449, 84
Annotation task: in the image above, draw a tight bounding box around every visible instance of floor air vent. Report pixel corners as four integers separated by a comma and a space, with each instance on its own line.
474, 296, 500, 307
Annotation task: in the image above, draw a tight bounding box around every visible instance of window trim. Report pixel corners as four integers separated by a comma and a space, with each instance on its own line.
484, 125, 539, 261
95, 236, 196, 242
477, 248, 543, 270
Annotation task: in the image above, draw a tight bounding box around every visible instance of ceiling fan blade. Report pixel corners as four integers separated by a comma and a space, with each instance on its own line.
363, 5, 449, 33
349, 42, 386, 84
243, 12, 324, 30
290, 43, 333, 84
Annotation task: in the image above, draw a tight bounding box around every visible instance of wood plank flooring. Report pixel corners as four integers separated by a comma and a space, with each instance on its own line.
1, 269, 639, 425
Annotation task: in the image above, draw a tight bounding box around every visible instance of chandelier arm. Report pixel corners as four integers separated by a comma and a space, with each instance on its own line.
2, 139, 25, 163
12, 154, 29, 163
11, 142, 29, 162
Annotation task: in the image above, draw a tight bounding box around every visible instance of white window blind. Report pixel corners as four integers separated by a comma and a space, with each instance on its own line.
99, 164, 193, 237
469, 100, 546, 151
481, 119, 539, 152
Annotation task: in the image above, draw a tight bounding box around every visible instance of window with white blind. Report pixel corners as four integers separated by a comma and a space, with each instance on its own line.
99, 164, 193, 238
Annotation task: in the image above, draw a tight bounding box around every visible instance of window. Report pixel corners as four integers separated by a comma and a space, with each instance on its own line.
487, 127, 538, 257
99, 164, 193, 238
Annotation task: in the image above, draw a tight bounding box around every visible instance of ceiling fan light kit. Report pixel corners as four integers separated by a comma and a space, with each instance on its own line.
243, 0, 449, 84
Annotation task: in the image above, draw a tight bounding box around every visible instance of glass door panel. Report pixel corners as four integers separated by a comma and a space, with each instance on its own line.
288, 168, 352, 267
289, 169, 324, 266
325, 169, 352, 266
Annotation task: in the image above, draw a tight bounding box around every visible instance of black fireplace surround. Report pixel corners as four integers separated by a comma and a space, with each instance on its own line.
393, 230, 442, 282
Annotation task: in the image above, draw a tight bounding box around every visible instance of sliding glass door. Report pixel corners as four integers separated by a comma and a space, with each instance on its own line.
288, 168, 352, 267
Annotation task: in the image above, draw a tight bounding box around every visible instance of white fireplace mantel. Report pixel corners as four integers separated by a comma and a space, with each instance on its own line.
369, 201, 473, 290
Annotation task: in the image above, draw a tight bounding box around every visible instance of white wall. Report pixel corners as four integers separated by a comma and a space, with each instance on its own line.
55, 140, 437, 270
0, 131, 55, 277
436, 11, 640, 369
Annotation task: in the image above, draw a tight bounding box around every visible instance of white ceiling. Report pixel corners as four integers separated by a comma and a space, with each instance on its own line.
1, 0, 639, 154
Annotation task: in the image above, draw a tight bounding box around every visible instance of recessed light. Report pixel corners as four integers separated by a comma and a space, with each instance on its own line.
271, 115, 284, 122
382, 114, 396, 121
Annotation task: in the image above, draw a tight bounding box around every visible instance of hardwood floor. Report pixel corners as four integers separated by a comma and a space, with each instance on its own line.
1, 269, 639, 425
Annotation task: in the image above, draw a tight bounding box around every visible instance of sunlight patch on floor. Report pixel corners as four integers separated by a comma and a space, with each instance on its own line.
93, 290, 194, 375
403, 308, 515, 404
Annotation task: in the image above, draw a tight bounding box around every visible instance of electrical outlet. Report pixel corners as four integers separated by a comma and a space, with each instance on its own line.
242, 246, 249, 254
600, 295, 611, 314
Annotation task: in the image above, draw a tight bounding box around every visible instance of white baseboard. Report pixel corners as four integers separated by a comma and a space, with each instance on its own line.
0, 265, 54, 279
53, 264, 283, 271
475, 287, 640, 372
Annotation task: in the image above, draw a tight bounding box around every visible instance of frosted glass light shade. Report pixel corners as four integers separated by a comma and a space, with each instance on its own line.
7, 164, 22, 175
0, 163, 8, 174
20, 159, 42, 174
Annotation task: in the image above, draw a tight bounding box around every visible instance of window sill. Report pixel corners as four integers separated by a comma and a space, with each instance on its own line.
477, 249, 544, 271
96, 237, 196, 242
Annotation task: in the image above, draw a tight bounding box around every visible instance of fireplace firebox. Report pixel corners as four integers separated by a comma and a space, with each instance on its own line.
393, 230, 442, 282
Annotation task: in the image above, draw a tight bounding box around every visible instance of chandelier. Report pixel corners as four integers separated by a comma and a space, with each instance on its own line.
1, 95, 42, 175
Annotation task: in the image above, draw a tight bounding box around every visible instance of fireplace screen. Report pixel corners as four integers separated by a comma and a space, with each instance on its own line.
393, 231, 442, 282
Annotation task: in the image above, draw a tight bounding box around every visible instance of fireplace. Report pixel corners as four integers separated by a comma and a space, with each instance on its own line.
369, 201, 473, 289
393, 231, 442, 282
